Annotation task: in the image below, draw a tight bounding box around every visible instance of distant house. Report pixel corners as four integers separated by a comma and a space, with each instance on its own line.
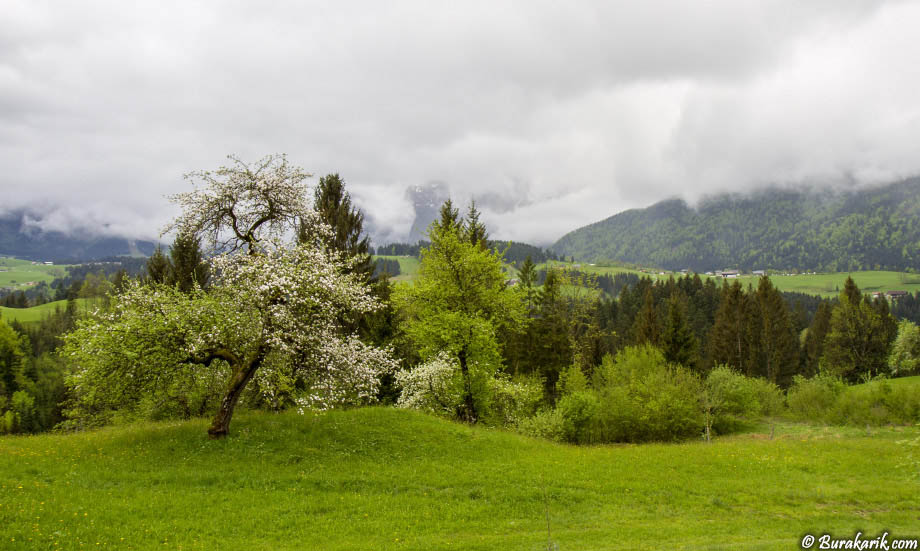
44, 261, 53, 265
887, 290, 909, 299
721, 270, 740, 279
752, 270, 765, 276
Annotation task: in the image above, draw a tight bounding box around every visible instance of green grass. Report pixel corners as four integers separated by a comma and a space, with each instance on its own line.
727, 271, 920, 298
0, 298, 92, 324
540, 261, 920, 298
373, 255, 421, 283
1, 408, 917, 550
854, 374, 920, 391
0, 257, 69, 290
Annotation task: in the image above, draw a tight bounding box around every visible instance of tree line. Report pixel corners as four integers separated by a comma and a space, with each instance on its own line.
2, 155, 919, 441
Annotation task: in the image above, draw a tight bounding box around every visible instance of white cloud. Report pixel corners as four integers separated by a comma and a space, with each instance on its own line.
1, 0, 917, 246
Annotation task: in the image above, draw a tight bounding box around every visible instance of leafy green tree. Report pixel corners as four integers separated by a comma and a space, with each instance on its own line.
64, 155, 397, 438
888, 320, 920, 376
395, 203, 526, 423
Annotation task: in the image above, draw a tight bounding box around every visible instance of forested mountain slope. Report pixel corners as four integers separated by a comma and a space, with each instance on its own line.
552, 178, 920, 272
0, 209, 157, 262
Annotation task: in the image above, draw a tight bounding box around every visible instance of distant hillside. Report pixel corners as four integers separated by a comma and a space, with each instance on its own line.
552, 178, 920, 272
0, 209, 156, 262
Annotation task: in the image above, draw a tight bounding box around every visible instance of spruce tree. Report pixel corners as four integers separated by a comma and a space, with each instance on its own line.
632, 287, 660, 347
662, 292, 700, 371
533, 269, 574, 398
464, 200, 488, 249
518, 255, 537, 309
707, 281, 750, 373
430, 198, 461, 236
301, 173, 374, 280
145, 246, 171, 285
755, 276, 799, 385
803, 300, 831, 377
821, 277, 891, 381
169, 231, 209, 293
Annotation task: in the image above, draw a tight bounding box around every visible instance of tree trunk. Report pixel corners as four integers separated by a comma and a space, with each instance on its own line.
207, 350, 265, 439
457, 346, 477, 424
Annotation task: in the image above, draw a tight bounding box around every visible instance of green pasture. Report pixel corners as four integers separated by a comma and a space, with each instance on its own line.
540, 262, 920, 298
0, 298, 92, 324
0, 257, 67, 290
1, 408, 917, 550
373, 255, 421, 283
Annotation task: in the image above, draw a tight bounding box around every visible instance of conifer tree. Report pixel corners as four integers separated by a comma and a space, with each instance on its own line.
464, 200, 489, 249
803, 300, 832, 377
168, 230, 210, 293
707, 281, 751, 373
430, 198, 461, 236
300, 173, 374, 280
532, 269, 574, 398
821, 277, 892, 381
754, 276, 799, 385
632, 287, 660, 347
662, 292, 700, 371
517, 255, 538, 310
145, 245, 171, 285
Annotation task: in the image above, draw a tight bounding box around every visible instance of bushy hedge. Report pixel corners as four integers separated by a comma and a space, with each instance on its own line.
787, 375, 920, 426
704, 365, 783, 435
520, 346, 704, 444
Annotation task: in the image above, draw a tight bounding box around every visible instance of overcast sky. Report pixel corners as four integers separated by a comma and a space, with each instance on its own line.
3, 1, 920, 245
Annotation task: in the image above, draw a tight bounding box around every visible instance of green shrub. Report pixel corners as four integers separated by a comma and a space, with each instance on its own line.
516, 408, 566, 442
786, 374, 845, 421
1, 409, 15, 434
747, 376, 785, 416
557, 365, 589, 395
556, 390, 600, 443
485, 374, 544, 427
827, 379, 920, 426
704, 366, 785, 434
394, 352, 464, 418
590, 346, 704, 443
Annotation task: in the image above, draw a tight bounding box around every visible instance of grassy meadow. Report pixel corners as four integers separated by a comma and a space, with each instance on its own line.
373, 255, 421, 283
1, 408, 917, 550
537, 260, 920, 298
0, 257, 67, 291
0, 298, 92, 324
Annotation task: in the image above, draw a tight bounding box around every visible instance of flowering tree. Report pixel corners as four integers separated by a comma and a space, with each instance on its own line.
64, 155, 398, 438
394, 204, 526, 423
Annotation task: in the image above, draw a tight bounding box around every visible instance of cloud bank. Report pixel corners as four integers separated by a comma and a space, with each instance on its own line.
2, 1, 919, 245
